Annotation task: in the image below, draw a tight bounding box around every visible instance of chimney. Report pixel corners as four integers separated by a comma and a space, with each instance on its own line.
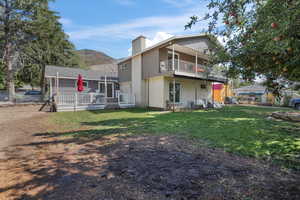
132, 35, 146, 55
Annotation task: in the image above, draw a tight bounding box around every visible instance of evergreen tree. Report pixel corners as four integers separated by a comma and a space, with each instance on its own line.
20, 2, 84, 97
0, 0, 82, 101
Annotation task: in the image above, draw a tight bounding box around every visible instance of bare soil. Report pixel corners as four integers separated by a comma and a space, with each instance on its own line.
0, 106, 299, 200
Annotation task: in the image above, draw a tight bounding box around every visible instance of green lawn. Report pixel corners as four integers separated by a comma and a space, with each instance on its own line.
51, 106, 300, 169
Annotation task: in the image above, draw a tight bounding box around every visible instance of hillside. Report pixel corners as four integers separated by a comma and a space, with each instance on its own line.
77, 49, 116, 66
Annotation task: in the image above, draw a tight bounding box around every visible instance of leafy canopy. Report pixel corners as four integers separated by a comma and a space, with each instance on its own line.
187, 0, 300, 92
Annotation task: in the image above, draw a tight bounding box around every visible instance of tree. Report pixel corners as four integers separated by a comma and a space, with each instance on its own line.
0, 0, 49, 101
187, 0, 300, 97
20, 2, 83, 98
0, 0, 83, 101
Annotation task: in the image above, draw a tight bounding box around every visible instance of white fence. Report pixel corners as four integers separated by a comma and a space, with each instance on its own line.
56, 92, 135, 106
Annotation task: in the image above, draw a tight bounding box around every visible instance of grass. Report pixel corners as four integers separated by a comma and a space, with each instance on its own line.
50, 106, 300, 169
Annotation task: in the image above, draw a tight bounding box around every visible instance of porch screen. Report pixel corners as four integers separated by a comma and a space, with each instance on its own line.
169, 82, 181, 103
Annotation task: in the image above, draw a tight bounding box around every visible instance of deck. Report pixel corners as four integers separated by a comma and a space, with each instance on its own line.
54, 93, 135, 112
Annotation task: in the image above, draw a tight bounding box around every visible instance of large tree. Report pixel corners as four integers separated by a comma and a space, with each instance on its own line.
0, 0, 82, 101
187, 0, 300, 96
0, 0, 48, 101
19, 2, 83, 97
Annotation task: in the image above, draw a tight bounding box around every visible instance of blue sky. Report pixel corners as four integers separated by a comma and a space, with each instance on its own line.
50, 0, 211, 58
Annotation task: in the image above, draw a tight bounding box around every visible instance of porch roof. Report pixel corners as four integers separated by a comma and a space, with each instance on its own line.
166, 44, 209, 60
45, 65, 118, 82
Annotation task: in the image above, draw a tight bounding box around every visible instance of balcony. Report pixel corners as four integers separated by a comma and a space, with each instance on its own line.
160, 59, 227, 83
160, 44, 227, 83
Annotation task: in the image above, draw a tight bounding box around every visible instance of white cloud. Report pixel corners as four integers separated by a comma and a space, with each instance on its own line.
127, 32, 173, 56
59, 18, 72, 26
145, 32, 173, 48
68, 11, 207, 41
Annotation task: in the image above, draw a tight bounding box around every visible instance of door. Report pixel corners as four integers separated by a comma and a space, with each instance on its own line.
107, 83, 113, 98
99, 82, 114, 98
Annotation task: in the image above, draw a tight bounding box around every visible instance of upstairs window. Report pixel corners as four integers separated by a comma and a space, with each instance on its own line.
120, 63, 129, 71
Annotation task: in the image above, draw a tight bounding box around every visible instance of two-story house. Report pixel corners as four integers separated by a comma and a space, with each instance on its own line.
118, 34, 227, 110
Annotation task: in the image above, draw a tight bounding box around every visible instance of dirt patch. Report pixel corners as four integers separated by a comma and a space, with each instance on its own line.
1, 133, 299, 200
0, 105, 49, 156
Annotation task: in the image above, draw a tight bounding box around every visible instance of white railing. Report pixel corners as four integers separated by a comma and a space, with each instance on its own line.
55, 92, 136, 106
163, 59, 226, 80
56, 93, 106, 106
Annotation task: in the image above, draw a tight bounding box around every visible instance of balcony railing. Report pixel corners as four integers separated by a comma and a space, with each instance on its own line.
160, 59, 226, 81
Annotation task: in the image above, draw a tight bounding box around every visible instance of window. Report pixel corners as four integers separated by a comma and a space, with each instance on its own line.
99, 83, 105, 93
169, 82, 181, 103
83, 81, 88, 88
75, 80, 89, 88
201, 84, 207, 89
120, 63, 128, 71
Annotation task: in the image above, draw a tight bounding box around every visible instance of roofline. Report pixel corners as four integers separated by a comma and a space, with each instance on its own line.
46, 65, 118, 75
117, 33, 215, 64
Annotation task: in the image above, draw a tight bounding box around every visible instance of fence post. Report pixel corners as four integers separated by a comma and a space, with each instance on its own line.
74, 93, 78, 111
90, 93, 93, 104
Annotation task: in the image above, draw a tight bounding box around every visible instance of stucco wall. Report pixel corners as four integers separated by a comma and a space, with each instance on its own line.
148, 76, 165, 108
132, 55, 147, 106
164, 77, 212, 107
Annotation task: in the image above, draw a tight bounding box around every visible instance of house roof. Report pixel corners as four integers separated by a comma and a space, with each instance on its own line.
45, 65, 118, 81
118, 33, 219, 64
234, 85, 267, 94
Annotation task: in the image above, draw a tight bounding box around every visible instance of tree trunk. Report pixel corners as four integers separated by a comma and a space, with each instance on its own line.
4, 43, 15, 102
40, 64, 46, 101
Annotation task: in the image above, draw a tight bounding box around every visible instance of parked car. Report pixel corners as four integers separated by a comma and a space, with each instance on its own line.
289, 98, 300, 110
24, 90, 42, 95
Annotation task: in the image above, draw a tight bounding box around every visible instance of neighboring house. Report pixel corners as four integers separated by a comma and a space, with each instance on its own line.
234, 85, 273, 104
234, 84, 300, 105
118, 34, 227, 110
45, 65, 134, 111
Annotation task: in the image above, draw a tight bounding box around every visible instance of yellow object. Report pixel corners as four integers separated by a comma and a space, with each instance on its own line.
213, 84, 233, 103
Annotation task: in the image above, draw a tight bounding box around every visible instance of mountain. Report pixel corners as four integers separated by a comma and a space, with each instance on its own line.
77, 49, 116, 67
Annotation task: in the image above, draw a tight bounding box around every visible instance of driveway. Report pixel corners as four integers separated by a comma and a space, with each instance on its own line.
0, 105, 48, 158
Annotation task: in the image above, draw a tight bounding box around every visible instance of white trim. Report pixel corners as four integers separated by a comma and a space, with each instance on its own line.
168, 50, 180, 71
45, 75, 118, 82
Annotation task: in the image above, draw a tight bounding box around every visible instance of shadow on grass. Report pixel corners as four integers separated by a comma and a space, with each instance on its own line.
38, 106, 300, 168
79, 107, 300, 169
